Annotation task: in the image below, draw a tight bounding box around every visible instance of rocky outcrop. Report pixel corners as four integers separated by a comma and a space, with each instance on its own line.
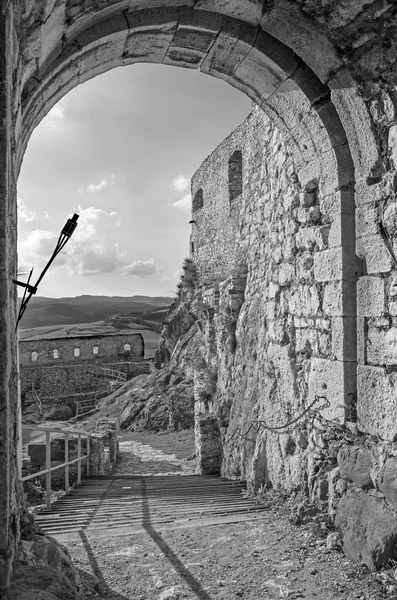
305, 418, 397, 571
92, 259, 199, 433
10, 515, 81, 600
335, 491, 397, 571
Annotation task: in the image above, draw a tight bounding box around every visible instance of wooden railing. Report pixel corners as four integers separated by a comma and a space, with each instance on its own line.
21, 425, 91, 511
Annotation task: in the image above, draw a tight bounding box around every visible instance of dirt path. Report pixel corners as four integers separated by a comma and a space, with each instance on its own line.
55, 431, 394, 600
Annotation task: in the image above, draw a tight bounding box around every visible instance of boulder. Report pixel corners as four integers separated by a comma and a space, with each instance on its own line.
10, 532, 81, 599
337, 445, 374, 489
379, 457, 397, 510
335, 489, 397, 570
9, 566, 77, 600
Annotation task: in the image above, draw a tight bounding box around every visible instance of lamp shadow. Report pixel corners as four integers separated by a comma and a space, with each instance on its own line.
78, 476, 213, 599
140, 477, 213, 600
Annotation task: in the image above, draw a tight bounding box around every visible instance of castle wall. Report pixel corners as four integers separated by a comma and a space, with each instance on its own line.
19, 334, 147, 409
191, 104, 358, 490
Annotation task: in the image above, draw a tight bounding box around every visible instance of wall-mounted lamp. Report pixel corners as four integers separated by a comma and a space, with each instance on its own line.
13, 213, 79, 328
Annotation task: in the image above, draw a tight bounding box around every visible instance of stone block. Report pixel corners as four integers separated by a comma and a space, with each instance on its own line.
366, 325, 397, 366
231, 36, 289, 104
288, 285, 320, 317
329, 69, 379, 182
356, 206, 378, 239
322, 282, 341, 317
379, 457, 397, 511
314, 248, 343, 282
308, 358, 350, 421
320, 190, 355, 220
195, 412, 221, 475
357, 365, 397, 440
389, 124, 397, 169
337, 445, 374, 489
335, 490, 397, 571
356, 234, 392, 273
357, 276, 385, 317
328, 213, 355, 248
201, 18, 258, 79
331, 317, 357, 361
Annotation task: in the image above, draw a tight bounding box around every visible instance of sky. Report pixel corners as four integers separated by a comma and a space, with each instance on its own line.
17, 63, 250, 298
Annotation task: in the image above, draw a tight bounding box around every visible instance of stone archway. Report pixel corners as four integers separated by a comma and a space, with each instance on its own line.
1, 0, 392, 592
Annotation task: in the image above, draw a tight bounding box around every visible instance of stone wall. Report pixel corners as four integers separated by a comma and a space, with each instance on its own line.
3, 0, 397, 591
19, 334, 147, 411
191, 103, 359, 491
19, 333, 144, 366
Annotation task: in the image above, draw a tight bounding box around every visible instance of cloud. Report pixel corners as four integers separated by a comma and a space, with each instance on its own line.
18, 230, 64, 270
172, 174, 190, 192
67, 206, 124, 276
80, 174, 116, 194
172, 194, 191, 211
18, 206, 125, 277
122, 259, 157, 277
17, 198, 36, 222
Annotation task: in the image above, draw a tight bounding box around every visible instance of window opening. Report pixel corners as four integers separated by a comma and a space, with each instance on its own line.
192, 189, 204, 212
93, 346, 99, 355
228, 150, 243, 201
53, 349, 59, 359
74, 348, 80, 357
124, 343, 131, 351
31, 351, 38, 361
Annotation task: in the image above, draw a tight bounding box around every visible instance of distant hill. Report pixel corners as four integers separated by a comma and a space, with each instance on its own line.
18, 295, 173, 329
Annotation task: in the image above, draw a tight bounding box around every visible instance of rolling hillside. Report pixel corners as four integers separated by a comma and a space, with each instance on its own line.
17, 295, 173, 329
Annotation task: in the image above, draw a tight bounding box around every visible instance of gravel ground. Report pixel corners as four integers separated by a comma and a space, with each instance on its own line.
57, 431, 397, 600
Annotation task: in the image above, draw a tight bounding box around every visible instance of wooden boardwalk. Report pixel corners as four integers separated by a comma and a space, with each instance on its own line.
36, 475, 269, 542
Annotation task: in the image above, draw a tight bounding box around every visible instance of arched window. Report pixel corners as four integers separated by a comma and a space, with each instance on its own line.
191, 241, 195, 254
192, 189, 203, 212
124, 343, 131, 351
93, 346, 99, 355
228, 150, 243, 201
53, 349, 59, 359
31, 351, 38, 361
74, 348, 80, 357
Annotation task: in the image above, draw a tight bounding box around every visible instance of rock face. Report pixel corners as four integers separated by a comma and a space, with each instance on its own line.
10, 533, 81, 600
379, 457, 397, 511
95, 260, 198, 434
337, 446, 374, 489
335, 490, 397, 571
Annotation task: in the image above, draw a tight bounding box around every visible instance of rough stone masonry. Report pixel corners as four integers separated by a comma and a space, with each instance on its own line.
2, 0, 397, 593
19, 333, 147, 414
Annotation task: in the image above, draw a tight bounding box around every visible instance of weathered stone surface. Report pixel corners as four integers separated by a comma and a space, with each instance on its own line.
357, 276, 385, 317
195, 412, 221, 475
337, 445, 374, 489
335, 490, 397, 571
9, 566, 79, 600
379, 457, 397, 511
20, 333, 146, 411
10, 532, 81, 599
357, 365, 397, 441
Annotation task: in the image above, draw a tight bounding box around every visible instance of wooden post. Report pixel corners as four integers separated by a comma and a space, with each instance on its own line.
86, 434, 90, 476
77, 434, 81, 484
46, 430, 51, 511
64, 432, 69, 494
